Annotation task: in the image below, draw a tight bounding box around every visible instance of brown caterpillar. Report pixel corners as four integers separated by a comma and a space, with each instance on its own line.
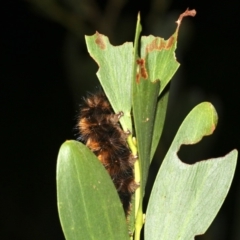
77, 91, 138, 215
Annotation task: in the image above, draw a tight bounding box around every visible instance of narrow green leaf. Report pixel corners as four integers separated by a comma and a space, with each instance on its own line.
145, 102, 238, 240
132, 79, 160, 195
127, 13, 142, 233
150, 87, 169, 161
57, 140, 129, 240
85, 33, 133, 132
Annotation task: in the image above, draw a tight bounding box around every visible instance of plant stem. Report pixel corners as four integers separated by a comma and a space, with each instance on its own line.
134, 156, 144, 240
128, 135, 144, 239
134, 159, 140, 218
134, 199, 144, 240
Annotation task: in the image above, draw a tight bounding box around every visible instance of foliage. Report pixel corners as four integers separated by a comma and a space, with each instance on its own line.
57, 9, 237, 240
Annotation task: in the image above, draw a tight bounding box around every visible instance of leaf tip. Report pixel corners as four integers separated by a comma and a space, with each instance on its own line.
95, 31, 106, 50
208, 102, 218, 133
58, 140, 78, 157
176, 8, 197, 27
137, 11, 141, 21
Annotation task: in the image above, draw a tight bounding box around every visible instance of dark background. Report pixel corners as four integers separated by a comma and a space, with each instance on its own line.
1, 0, 239, 239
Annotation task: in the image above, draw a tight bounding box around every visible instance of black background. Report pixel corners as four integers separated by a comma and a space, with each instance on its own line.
1, 0, 239, 239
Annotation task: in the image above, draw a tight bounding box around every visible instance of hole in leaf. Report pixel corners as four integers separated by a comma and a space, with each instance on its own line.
177, 135, 217, 164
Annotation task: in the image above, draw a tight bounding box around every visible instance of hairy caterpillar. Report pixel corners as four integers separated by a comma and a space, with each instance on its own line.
77, 91, 138, 215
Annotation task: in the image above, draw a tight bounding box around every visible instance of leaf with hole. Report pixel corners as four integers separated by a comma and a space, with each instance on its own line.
145, 102, 238, 240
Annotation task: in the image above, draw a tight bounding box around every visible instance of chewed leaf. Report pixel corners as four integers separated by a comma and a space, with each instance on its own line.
133, 10, 197, 194
85, 33, 133, 132
140, 9, 196, 95
57, 140, 129, 240
134, 9, 196, 169
145, 102, 237, 240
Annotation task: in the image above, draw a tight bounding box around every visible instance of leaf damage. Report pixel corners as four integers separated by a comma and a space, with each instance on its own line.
176, 8, 197, 27
95, 32, 106, 50
146, 37, 175, 53
136, 58, 148, 83
144, 8, 196, 55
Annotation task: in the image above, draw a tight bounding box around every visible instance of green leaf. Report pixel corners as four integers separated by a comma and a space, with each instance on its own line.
140, 9, 196, 95
132, 10, 197, 194
145, 102, 238, 240
127, 13, 142, 233
57, 140, 129, 240
132, 79, 160, 195
140, 35, 179, 95
132, 13, 142, 81
150, 87, 169, 161
85, 33, 133, 132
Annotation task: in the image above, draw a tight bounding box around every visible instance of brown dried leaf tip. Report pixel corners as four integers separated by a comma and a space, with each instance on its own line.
176, 8, 197, 26
95, 32, 106, 50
